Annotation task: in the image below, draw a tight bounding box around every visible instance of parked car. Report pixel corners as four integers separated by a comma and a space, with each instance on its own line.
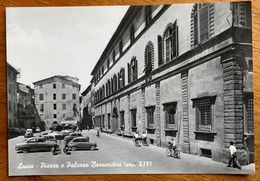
44, 135, 56, 142
35, 127, 41, 133
64, 132, 83, 143
68, 137, 96, 151
15, 137, 58, 153
24, 129, 33, 138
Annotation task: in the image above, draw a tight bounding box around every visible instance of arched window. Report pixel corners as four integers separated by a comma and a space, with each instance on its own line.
128, 57, 138, 83
118, 68, 125, 89
130, 25, 135, 43
113, 74, 117, 92
107, 80, 111, 95
191, 3, 214, 48
102, 85, 105, 98
144, 42, 154, 74
158, 35, 163, 66
110, 77, 113, 93
164, 21, 178, 63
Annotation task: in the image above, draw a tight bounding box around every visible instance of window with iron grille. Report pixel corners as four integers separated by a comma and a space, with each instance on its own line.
245, 95, 254, 134
194, 98, 213, 132
120, 111, 125, 128
163, 103, 177, 129
107, 114, 111, 129
146, 106, 155, 129
131, 109, 137, 127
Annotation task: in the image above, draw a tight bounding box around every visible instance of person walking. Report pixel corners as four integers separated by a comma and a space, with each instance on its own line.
227, 141, 241, 169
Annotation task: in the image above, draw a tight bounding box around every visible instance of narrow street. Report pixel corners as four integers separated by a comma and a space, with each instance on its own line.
8, 130, 255, 176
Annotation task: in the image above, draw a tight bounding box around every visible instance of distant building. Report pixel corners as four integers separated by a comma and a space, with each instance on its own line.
33, 75, 81, 129
7, 63, 19, 128
17, 83, 41, 130
80, 85, 93, 129
90, 2, 253, 164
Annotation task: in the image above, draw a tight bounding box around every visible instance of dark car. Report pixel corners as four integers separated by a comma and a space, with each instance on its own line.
64, 132, 83, 143
68, 137, 96, 151
15, 137, 57, 153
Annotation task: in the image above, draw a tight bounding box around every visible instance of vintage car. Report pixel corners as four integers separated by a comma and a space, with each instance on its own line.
64, 132, 83, 143
68, 137, 96, 151
24, 129, 33, 138
15, 137, 58, 153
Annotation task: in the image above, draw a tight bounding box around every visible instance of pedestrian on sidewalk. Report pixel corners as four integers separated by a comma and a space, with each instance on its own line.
227, 141, 241, 169
133, 131, 140, 147
96, 126, 100, 138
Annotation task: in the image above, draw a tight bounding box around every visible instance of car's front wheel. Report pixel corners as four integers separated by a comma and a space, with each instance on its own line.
48, 146, 53, 152
71, 146, 77, 151
23, 148, 29, 153
90, 146, 95, 151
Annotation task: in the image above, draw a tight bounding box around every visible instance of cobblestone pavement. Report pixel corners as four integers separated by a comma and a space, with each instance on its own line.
8, 130, 255, 176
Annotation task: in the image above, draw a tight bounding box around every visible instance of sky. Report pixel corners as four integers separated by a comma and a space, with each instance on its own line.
6, 6, 129, 92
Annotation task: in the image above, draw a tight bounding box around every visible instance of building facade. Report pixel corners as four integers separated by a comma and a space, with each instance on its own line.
17, 83, 41, 130
80, 85, 93, 129
90, 2, 253, 164
7, 63, 19, 128
33, 75, 81, 129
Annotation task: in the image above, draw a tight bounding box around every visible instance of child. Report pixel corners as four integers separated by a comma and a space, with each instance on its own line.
227, 141, 241, 169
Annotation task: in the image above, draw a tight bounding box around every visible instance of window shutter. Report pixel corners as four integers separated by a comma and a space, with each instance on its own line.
128, 63, 130, 83
135, 59, 138, 80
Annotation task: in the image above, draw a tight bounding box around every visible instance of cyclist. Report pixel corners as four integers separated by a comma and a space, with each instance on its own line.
134, 131, 140, 147
141, 131, 148, 146
169, 138, 177, 155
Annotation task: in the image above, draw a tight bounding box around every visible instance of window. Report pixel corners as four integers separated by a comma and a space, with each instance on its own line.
194, 97, 214, 132
164, 21, 178, 63
107, 80, 111, 95
118, 68, 125, 89
53, 93, 56, 100
40, 104, 44, 112
107, 114, 111, 129
54, 114, 57, 118
145, 6, 152, 26
53, 104, 56, 110
62, 84, 65, 88
40, 84, 43, 88
163, 103, 177, 129
102, 115, 105, 128
128, 57, 138, 83
113, 74, 118, 92
119, 40, 123, 55
158, 35, 163, 65
101, 66, 104, 75
191, 3, 213, 47
248, 59, 253, 72
102, 85, 105, 98
130, 25, 135, 43
244, 94, 254, 134
144, 42, 154, 74
62, 93, 66, 100
107, 59, 110, 68
113, 51, 116, 62
146, 106, 155, 129
63, 114, 66, 118
62, 104, 66, 110
120, 111, 125, 128
53, 84, 56, 89
131, 109, 137, 127
39, 94, 44, 100
72, 94, 76, 100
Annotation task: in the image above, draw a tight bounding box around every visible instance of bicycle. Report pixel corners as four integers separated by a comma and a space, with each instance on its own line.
166, 143, 180, 159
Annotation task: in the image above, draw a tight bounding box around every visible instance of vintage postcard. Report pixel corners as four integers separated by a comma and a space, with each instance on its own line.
7, 1, 255, 176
